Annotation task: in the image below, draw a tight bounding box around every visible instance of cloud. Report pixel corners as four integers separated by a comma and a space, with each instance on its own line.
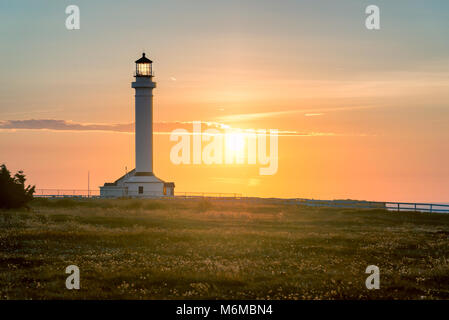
0, 119, 134, 133
0, 119, 224, 133
304, 113, 323, 117
215, 105, 375, 123
0, 119, 340, 137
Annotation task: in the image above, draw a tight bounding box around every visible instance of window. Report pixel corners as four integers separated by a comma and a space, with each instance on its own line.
136, 63, 152, 76
138, 186, 143, 194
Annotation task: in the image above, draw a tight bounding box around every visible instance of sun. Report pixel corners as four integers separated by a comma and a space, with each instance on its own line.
225, 132, 246, 153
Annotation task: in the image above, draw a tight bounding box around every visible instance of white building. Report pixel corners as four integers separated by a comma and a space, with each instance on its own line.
100, 53, 175, 198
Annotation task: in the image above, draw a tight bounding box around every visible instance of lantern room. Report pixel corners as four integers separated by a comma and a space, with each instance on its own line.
135, 52, 153, 77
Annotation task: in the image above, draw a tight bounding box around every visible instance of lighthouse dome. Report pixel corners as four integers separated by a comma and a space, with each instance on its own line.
135, 53, 153, 77
135, 52, 152, 64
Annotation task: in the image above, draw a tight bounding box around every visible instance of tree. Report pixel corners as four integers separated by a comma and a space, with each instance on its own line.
0, 164, 35, 209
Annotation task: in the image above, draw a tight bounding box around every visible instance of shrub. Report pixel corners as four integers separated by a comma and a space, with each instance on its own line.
0, 164, 35, 209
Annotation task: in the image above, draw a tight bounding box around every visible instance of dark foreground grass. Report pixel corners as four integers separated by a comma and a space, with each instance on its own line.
1, 197, 448, 299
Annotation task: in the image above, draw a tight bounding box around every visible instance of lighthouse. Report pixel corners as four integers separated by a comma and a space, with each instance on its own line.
100, 53, 175, 198
133, 53, 155, 175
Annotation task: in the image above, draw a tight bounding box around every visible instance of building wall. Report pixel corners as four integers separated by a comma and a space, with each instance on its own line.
101, 183, 174, 198
125, 181, 164, 197
100, 186, 126, 198
166, 186, 174, 196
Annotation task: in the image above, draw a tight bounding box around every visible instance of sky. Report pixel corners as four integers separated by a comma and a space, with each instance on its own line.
1, 0, 449, 202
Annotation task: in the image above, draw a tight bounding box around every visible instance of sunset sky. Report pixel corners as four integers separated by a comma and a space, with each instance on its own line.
1, 0, 449, 202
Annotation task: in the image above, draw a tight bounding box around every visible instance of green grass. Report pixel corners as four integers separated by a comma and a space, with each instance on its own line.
1, 197, 449, 300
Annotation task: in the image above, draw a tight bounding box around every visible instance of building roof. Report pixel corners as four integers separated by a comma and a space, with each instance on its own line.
102, 169, 135, 186
135, 53, 152, 64
114, 169, 135, 184
164, 182, 175, 187
102, 169, 172, 186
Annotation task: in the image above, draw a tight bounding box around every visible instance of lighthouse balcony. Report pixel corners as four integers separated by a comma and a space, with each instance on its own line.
132, 76, 156, 88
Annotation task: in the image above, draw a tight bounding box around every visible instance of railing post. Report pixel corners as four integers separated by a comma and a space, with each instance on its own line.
397, 203, 400, 212
430, 204, 433, 213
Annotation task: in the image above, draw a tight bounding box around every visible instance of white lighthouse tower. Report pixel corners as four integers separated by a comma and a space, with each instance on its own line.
133, 53, 155, 175
100, 53, 175, 198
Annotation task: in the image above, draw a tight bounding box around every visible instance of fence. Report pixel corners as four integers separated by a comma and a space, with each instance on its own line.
33, 189, 448, 213
35, 189, 99, 198
175, 191, 242, 199
292, 198, 449, 213
384, 201, 449, 213
34, 189, 241, 199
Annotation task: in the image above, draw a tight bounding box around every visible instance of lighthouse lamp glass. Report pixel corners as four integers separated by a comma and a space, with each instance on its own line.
136, 63, 152, 77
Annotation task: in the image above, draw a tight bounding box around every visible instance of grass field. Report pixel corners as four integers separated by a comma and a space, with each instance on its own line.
1, 197, 449, 300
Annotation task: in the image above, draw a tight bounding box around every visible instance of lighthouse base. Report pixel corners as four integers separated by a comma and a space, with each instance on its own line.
100, 169, 175, 198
